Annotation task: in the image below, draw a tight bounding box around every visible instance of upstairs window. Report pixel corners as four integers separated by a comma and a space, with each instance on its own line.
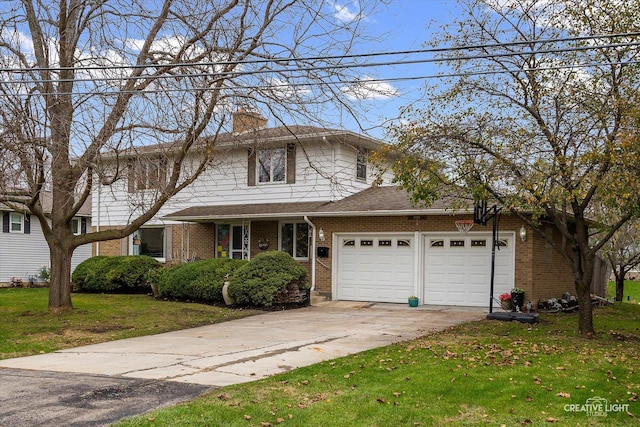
258, 147, 286, 183
248, 143, 296, 186
128, 157, 167, 192
356, 147, 368, 180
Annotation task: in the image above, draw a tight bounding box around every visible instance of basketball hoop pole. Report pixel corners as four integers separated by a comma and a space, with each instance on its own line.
475, 203, 502, 314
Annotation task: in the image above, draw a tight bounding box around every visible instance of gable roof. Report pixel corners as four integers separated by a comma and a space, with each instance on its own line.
163, 186, 471, 221
0, 191, 92, 217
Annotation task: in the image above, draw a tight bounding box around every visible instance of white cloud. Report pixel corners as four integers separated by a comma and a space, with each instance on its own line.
340, 76, 399, 100
333, 1, 361, 23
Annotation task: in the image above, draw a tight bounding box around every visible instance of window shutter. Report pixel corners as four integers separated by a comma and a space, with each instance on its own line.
24, 214, 30, 234
286, 143, 296, 184
81, 217, 87, 234
158, 156, 167, 189
247, 148, 256, 186
2, 212, 8, 233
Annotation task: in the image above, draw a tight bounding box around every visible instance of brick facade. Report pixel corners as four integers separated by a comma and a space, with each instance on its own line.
96, 214, 575, 306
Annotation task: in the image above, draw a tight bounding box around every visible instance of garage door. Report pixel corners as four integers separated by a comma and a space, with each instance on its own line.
423, 233, 514, 307
336, 234, 414, 303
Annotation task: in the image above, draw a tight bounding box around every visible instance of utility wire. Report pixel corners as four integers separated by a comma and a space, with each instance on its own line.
1, 31, 638, 75
1, 39, 639, 89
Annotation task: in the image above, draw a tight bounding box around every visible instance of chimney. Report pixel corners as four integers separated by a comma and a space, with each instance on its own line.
233, 109, 267, 134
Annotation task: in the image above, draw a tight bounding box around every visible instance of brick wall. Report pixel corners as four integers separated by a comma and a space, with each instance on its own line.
308, 214, 574, 304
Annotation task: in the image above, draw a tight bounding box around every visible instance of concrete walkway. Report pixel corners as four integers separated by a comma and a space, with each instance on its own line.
0, 302, 485, 426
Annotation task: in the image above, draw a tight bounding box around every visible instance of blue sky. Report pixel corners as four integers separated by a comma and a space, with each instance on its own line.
337, 0, 462, 138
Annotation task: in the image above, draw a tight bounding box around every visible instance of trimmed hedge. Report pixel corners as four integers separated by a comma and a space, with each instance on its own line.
156, 258, 247, 303
227, 251, 310, 307
72, 255, 161, 293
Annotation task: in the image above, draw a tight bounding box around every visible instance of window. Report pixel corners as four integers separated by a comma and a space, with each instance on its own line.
280, 222, 309, 259
2, 212, 30, 234
128, 157, 167, 192
430, 239, 444, 247
258, 147, 286, 183
133, 227, 165, 259
450, 240, 465, 247
356, 147, 368, 180
9, 212, 23, 233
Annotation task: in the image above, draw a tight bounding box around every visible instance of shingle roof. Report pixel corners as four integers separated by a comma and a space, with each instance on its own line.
164, 186, 466, 221
0, 191, 91, 217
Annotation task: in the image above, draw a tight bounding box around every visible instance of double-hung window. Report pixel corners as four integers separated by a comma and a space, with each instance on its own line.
258, 147, 286, 183
9, 212, 23, 233
280, 222, 309, 259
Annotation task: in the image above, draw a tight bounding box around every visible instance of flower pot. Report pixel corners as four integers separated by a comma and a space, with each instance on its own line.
500, 300, 512, 310
408, 298, 419, 307
511, 292, 524, 312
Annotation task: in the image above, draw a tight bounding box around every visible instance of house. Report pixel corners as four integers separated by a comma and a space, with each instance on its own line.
93, 110, 576, 307
0, 192, 92, 286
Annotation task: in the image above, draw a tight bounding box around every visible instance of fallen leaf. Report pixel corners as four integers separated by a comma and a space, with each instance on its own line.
244, 415, 252, 420
277, 418, 285, 424
147, 417, 156, 422
261, 422, 271, 427
393, 392, 401, 397
546, 417, 559, 422
556, 392, 571, 398
377, 398, 386, 404
343, 374, 350, 379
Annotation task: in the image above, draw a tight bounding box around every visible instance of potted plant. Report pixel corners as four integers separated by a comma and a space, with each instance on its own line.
510, 287, 525, 312
499, 292, 512, 310
408, 295, 419, 307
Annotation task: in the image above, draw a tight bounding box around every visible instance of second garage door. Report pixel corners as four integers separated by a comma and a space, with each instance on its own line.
335, 234, 415, 303
423, 233, 514, 306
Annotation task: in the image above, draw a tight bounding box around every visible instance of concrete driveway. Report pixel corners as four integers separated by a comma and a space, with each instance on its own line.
0, 302, 484, 426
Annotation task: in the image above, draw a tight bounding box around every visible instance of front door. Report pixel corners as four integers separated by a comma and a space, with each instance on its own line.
216, 224, 250, 260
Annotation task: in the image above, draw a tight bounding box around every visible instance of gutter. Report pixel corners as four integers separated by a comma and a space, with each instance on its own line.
303, 215, 316, 292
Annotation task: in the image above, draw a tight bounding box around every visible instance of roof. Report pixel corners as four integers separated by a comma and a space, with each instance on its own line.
163, 186, 469, 221
106, 125, 384, 159
0, 191, 92, 217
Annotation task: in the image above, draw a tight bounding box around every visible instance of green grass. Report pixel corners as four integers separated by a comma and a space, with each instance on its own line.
0, 288, 261, 360
607, 280, 640, 303
116, 304, 640, 427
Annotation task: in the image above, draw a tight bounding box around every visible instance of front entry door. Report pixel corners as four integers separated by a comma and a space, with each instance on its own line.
217, 224, 250, 260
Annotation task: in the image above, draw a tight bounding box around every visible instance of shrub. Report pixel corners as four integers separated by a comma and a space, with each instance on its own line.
157, 258, 247, 303
227, 251, 310, 307
72, 255, 161, 293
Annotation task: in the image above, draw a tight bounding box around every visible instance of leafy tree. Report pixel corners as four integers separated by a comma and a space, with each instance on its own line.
0, 0, 378, 310
378, 0, 640, 334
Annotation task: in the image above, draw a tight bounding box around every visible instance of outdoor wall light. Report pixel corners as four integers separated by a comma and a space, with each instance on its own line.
519, 225, 527, 242
318, 228, 325, 242
132, 234, 141, 246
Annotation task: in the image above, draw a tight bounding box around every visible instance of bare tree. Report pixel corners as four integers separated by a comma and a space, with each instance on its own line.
378, 0, 640, 334
0, 0, 379, 310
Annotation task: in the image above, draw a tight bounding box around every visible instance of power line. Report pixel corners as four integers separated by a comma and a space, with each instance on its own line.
1, 39, 639, 90
4, 59, 639, 97
1, 31, 638, 75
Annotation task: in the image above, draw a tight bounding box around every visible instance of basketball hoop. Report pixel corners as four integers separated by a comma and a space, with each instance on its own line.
455, 219, 475, 233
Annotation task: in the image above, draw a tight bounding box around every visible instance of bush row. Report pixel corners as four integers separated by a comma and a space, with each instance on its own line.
71, 251, 310, 307
72, 255, 161, 293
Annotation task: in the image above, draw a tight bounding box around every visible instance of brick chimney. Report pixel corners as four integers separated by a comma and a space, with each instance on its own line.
233, 109, 267, 134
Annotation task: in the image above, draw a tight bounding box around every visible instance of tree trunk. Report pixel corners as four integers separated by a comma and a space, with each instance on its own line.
576, 277, 594, 335
615, 273, 625, 302
47, 238, 74, 311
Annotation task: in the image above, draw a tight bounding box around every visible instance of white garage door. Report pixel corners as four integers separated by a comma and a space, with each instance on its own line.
423, 233, 514, 307
336, 234, 414, 303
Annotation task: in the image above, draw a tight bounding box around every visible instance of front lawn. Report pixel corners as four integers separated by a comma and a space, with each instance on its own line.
0, 288, 261, 360
117, 304, 640, 426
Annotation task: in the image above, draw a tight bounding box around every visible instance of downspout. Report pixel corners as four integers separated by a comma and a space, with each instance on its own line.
96, 181, 101, 256
303, 215, 316, 291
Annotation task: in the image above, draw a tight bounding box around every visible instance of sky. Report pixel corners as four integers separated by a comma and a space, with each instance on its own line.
334, 0, 463, 139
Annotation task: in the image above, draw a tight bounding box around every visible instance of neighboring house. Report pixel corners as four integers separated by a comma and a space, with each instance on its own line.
0, 192, 92, 286
94, 110, 576, 307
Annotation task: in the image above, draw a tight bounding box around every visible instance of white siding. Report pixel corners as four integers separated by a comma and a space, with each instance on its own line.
94, 140, 389, 227
0, 216, 92, 283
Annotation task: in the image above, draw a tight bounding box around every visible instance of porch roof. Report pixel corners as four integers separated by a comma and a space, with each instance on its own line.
163, 186, 469, 222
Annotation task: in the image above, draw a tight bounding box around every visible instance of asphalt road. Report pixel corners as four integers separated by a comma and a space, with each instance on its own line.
0, 368, 209, 427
